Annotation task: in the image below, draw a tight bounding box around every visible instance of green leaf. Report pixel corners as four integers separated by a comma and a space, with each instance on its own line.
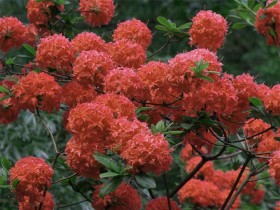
232, 160, 241, 170
53, 0, 65, 5
157, 16, 174, 29
135, 174, 156, 189
155, 25, 169, 32
197, 75, 214, 82
253, 4, 262, 12
0, 185, 10, 189
93, 153, 123, 173
99, 176, 123, 198
135, 106, 154, 115
0, 86, 9, 94
247, 0, 255, 8
269, 28, 277, 38
23, 44, 36, 56
232, 22, 248, 29
1, 157, 12, 173
266, 0, 278, 8
178, 22, 192, 29
11, 178, 19, 189
163, 130, 185, 135
181, 123, 194, 130
5, 58, 14, 65
100, 172, 121, 179
274, 137, 280, 141
249, 97, 263, 107
155, 121, 165, 133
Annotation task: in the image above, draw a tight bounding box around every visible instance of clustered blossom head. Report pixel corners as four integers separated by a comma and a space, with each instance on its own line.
107, 40, 146, 68
92, 182, 142, 210
263, 84, 280, 116
61, 81, 97, 108
145, 197, 181, 210
79, 0, 114, 27
71, 32, 106, 53
26, 0, 64, 28
0, 78, 20, 124
189, 10, 228, 52
168, 48, 222, 95
18, 192, 54, 210
255, 1, 280, 46
94, 93, 136, 120
9, 157, 54, 207
104, 67, 150, 101
0, 17, 25, 52
66, 102, 113, 139
13, 72, 62, 113
269, 150, 280, 185
22, 24, 38, 47
120, 132, 173, 175
36, 34, 75, 73
73, 50, 114, 86
65, 135, 104, 178
113, 18, 152, 50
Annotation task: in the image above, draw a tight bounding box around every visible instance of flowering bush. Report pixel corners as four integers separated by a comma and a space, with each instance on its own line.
1, 0, 280, 210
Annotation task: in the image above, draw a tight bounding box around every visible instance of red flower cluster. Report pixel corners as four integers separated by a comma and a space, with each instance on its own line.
0, 17, 25, 52
92, 182, 142, 210
264, 84, 280, 116
22, 24, 38, 47
94, 93, 136, 120
0, 77, 20, 124
9, 157, 54, 207
189, 10, 228, 52
79, 0, 114, 27
107, 40, 146, 68
255, 1, 280, 46
113, 18, 152, 50
61, 80, 97, 108
104, 67, 149, 101
71, 32, 106, 53
26, 0, 64, 28
145, 197, 181, 210
73, 50, 113, 86
269, 150, 280, 185
36, 34, 75, 73
65, 135, 104, 178
19, 192, 54, 210
13, 72, 62, 113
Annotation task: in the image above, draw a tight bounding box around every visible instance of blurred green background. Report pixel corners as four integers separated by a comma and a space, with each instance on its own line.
0, 0, 280, 209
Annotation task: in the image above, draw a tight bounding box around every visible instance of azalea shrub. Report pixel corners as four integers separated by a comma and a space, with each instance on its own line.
1, 0, 280, 210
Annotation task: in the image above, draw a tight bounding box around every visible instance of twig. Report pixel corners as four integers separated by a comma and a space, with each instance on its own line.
163, 173, 172, 210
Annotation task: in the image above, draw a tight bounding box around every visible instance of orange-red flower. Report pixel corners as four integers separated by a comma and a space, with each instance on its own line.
79, 0, 114, 27
13, 72, 62, 113
73, 50, 113, 86
65, 135, 104, 179
107, 40, 146, 68
94, 93, 136, 120
26, 0, 64, 28
145, 197, 181, 210
66, 102, 113, 139
71, 32, 106, 53
9, 157, 54, 205
269, 150, 280, 185
61, 80, 97, 108
18, 192, 55, 210
189, 10, 228, 52
92, 183, 142, 210
120, 132, 173, 175
36, 34, 75, 73
264, 84, 280, 116
22, 24, 38, 47
113, 18, 152, 50
0, 17, 25, 52
104, 67, 149, 101
255, 1, 280, 46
